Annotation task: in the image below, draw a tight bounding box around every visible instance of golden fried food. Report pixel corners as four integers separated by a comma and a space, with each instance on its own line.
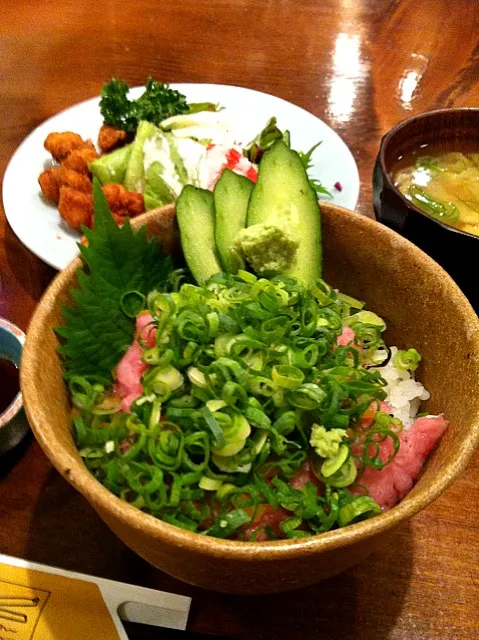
38, 168, 63, 202
58, 186, 94, 231
124, 190, 145, 217
61, 142, 99, 173
57, 183, 144, 234
98, 124, 129, 152
102, 183, 145, 218
38, 167, 92, 203
110, 212, 130, 226
44, 132, 86, 162
41, 129, 145, 235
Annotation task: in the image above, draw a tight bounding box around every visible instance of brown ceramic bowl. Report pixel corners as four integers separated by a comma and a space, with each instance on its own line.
21, 203, 479, 594
373, 107, 479, 309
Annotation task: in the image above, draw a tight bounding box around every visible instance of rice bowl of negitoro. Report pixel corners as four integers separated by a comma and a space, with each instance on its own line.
21, 142, 479, 593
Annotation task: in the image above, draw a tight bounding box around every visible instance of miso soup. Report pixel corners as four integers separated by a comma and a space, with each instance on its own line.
392, 147, 479, 236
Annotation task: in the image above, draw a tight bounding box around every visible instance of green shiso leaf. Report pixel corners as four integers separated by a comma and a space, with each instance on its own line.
56, 178, 173, 382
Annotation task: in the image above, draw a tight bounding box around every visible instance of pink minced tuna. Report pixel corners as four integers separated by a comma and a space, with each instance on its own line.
352, 414, 448, 511
115, 313, 156, 412
337, 326, 355, 347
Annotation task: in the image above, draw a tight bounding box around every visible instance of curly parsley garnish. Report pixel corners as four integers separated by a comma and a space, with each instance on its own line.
100, 77, 189, 132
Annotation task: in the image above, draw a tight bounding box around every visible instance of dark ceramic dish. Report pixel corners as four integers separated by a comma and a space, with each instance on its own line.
0, 318, 28, 456
373, 108, 479, 309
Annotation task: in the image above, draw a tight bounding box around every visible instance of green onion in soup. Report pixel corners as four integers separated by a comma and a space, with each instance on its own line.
393, 151, 479, 235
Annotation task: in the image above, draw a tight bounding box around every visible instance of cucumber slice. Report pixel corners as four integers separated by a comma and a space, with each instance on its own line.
176, 185, 222, 284
214, 169, 254, 274
246, 140, 322, 285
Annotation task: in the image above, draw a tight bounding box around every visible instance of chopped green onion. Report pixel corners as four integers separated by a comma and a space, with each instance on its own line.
251, 430, 268, 454
120, 291, 146, 318
212, 453, 252, 474
394, 348, 421, 372
337, 496, 382, 526
348, 311, 385, 329
323, 457, 357, 487
216, 483, 237, 500
288, 383, 326, 410
69, 377, 104, 411
204, 509, 251, 538
200, 406, 225, 450
187, 366, 208, 388
406, 185, 459, 222
272, 365, 305, 389
279, 515, 303, 534
206, 399, 227, 412
336, 292, 364, 310
72, 271, 408, 541
145, 366, 183, 393
212, 414, 251, 457
199, 476, 223, 491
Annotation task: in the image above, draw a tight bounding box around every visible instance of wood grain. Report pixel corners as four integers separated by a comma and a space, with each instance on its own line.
0, 0, 478, 637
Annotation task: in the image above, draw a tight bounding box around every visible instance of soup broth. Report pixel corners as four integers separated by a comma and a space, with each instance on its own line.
392, 145, 479, 236
0, 357, 20, 414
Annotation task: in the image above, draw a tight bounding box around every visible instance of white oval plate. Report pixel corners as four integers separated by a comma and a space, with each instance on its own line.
2, 83, 360, 271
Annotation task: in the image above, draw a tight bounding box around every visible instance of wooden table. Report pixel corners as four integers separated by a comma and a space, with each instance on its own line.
1, 1, 478, 638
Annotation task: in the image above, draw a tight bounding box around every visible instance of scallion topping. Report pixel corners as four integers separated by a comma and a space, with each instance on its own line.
72, 272, 410, 540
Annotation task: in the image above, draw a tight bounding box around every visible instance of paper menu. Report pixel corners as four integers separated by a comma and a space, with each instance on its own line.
0, 554, 191, 640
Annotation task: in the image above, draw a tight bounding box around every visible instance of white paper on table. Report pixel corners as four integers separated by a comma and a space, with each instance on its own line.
0, 553, 191, 639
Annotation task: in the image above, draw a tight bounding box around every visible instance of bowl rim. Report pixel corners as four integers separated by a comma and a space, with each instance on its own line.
0, 318, 24, 429
377, 107, 479, 240
21, 202, 479, 560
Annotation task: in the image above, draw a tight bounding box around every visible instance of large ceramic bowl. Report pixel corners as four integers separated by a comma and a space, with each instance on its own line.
21, 203, 479, 594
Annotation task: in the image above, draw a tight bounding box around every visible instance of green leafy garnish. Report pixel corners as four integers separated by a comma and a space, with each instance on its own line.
100, 77, 189, 132
56, 179, 173, 381
188, 102, 221, 114
243, 117, 290, 164
298, 142, 331, 197
297, 141, 322, 171
244, 119, 330, 197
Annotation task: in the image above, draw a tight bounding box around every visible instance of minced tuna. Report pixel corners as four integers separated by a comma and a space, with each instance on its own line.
352, 414, 448, 510
115, 312, 156, 412
336, 325, 355, 346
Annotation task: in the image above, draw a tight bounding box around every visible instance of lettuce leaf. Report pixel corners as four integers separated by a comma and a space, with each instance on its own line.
56, 179, 173, 382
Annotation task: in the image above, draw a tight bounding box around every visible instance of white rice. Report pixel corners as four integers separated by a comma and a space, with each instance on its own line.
375, 346, 430, 429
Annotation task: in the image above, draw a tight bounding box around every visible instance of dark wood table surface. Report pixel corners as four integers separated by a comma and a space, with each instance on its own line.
1, 1, 478, 638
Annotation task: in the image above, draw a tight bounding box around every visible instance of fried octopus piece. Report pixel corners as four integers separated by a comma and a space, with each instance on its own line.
98, 124, 129, 152
101, 184, 145, 218
44, 132, 87, 162
61, 141, 99, 173
38, 167, 92, 203
58, 186, 94, 231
